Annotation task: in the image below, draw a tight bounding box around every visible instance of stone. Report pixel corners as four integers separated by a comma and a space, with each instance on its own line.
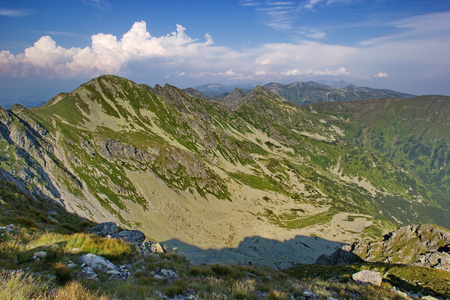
81, 266, 99, 281
117, 230, 145, 245
32, 251, 47, 260
352, 270, 382, 286
151, 243, 165, 254
79, 253, 118, 273
89, 222, 119, 236
154, 269, 179, 281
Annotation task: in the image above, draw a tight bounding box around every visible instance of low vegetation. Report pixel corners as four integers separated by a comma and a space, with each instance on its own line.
1, 182, 448, 299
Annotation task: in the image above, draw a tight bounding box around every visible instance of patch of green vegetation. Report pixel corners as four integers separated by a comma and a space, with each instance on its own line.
229, 171, 287, 195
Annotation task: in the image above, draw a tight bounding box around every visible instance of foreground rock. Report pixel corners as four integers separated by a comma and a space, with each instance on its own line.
352, 270, 382, 286
79, 253, 118, 273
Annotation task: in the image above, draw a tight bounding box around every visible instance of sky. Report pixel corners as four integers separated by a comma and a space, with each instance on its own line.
1, 0, 450, 107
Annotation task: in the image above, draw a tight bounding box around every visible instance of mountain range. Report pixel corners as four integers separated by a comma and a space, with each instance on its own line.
0, 75, 448, 266
187, 81, 415, 105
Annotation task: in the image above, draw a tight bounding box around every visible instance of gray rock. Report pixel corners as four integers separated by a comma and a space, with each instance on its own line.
79, 253, 118, 273
352, 270, 382, 286
32, 251, 47, 261
117, 230, 145, 245
154, 269, 179, 281
412, 249, 450, 272
81, 266, 99, 281
89, 222, 119, 236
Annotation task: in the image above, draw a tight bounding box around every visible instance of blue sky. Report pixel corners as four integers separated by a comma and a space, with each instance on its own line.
1, 0, 450, 107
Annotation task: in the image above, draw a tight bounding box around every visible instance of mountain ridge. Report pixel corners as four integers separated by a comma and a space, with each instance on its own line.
186, 80, 415, 105
0, 75, 448, 266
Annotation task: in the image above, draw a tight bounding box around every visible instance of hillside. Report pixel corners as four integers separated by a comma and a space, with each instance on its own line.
0, 75, 448, 268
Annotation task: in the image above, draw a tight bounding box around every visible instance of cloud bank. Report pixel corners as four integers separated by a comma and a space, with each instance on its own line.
0, 20, 351, 81
1, 11, 450, 93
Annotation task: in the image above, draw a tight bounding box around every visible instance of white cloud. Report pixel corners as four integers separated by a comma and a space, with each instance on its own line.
304, 0, 323, 9
1, 11, 450, 95
0, 21, 227, 78
374, 72, 388, 78
0, 8, 32, 17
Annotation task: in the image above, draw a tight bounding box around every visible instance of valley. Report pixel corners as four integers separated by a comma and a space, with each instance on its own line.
0, 75, 448, 266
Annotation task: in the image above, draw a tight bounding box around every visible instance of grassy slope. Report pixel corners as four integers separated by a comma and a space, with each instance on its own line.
1, 181, 448, 299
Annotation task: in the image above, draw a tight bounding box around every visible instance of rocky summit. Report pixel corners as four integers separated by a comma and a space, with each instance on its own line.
0, 75, 449, 267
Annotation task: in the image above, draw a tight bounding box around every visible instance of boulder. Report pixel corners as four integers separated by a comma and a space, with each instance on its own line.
117, 230, 145, 245
352, 270, 382, 286
79, 253, 118, 273
89, 222, 119, 237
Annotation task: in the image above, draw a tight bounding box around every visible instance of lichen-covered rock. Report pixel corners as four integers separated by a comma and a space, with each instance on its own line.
412, 247, 450, 272
352, 270, 382, 286
79, 253, 118, 273
350, 224, 450, 269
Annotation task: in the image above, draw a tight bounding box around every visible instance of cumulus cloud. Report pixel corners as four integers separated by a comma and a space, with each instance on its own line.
374, 72, 388, 78
0, 21, 222, 78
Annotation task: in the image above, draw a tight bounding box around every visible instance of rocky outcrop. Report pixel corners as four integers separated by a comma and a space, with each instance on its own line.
351, 224, 450, 270
320, 224, 450, 272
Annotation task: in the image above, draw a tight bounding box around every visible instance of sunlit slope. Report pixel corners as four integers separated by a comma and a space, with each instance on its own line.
1, 75, 447, 252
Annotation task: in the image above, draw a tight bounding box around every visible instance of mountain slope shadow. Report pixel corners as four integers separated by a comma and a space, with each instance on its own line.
163, 235, 345, 269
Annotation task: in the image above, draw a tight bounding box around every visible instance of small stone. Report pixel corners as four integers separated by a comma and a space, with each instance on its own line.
150, 243, 165, 254
33, 251, 47, 260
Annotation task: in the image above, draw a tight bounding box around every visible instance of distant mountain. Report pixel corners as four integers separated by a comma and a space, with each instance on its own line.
192, 83, 253, 99
188, 81, 415, 105
317, 80, 352, 88
181, 87, 211, 101
263, 81, 415, 106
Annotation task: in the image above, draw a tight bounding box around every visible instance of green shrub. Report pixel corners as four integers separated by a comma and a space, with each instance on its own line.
211, 263, 233, 276
53, 261, 73, 284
